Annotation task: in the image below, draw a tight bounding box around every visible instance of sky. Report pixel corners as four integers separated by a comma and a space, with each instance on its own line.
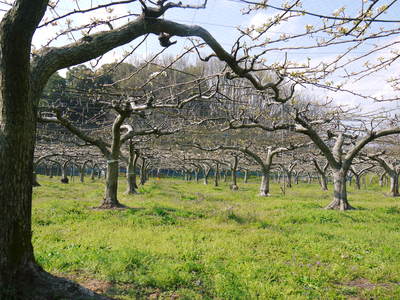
1, 0, 399, 113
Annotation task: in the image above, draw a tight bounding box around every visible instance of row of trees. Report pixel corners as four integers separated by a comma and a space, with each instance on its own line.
36, 60, 400, 211
2, 0, 400, 298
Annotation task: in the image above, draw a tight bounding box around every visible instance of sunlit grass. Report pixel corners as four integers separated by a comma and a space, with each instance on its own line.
32, 175, 400, 299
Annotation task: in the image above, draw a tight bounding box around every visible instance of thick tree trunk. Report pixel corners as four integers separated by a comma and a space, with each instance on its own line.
389, 172, 399, 197
100, 160, 123, 208
259, 170, 270, 196
126, 153, 138, 195
326, 169, 354, 210
0, 2, 111, 298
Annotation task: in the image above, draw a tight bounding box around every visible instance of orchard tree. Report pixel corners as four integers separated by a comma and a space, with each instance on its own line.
312, 157, 330, 190
2, 0, 399, 297
291, 107, 400, 210
349, 163, 374, 190
367, 153, 400, 197
0, 1, 294, 297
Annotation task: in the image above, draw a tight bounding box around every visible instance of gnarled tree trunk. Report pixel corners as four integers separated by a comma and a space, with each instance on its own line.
126, 150, 139, 194
0, 2, 111, 298
101, 159, 123, 208
326, 169, 354, 210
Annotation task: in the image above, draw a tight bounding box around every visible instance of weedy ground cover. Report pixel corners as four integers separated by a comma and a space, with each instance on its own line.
32, 176, 400, 299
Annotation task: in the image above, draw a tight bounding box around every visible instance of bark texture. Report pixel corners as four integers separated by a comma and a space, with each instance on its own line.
259, 173, 270, 196
325, 170, 354, 210
126, 147, 139, 194
389, 173, 399, 197
0, 0, 46, 292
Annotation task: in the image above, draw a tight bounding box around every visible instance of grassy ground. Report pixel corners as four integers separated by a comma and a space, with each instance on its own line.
32, 175, 400, 299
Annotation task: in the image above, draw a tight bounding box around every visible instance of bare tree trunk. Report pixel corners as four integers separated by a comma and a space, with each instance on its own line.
0, 2, 111, 298
231, 169, 239, 190
79, 166, 85, 183
214, 163, 219, 187
140, 159, 147, 185
243, 170, 248, 183
389, 172, 399, 197
100, 159, 123, 208
259, 171, 270, 196
379, 172, 386, 187
320, 175, 328, 190
286, 172, 292, 188
203, 166, 211, 185
126, 151, 139, 194
230, 156, 239, 191
60, 163, 69, 184
326, 169, 354, 210
354, 175, 361, 190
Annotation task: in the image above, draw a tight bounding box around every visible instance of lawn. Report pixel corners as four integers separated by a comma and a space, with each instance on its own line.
32, 175, 400, 299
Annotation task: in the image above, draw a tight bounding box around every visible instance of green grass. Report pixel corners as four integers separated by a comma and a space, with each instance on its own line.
32, 175, 400, 299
